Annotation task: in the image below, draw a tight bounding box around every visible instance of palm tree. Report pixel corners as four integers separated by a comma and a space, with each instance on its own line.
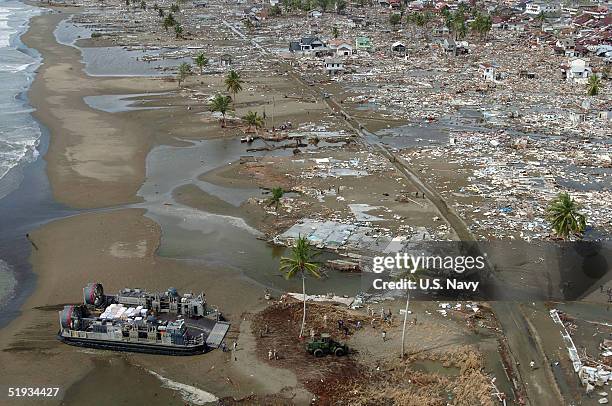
225, 70, 243, 109
268, 187, 284, 210
163, 13, 175, 31
174, 22, 183, 39
587, 75, 601, 96
194, 53, 208, 75
242, 111, 264, 134
546, 192, 587, 239
176, 62, 191, 87
389, 13, 401, 28
208, 94, 232, 127
170, 3, 179, 12
536, 12, 546, 30
336, 0, 346, 13
280, 236, 321, 338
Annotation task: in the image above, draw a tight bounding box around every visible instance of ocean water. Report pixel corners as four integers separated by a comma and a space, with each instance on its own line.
0, 0, 43, 306
0, 0, 42, 201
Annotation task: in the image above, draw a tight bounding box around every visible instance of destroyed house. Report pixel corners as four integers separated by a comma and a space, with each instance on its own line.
328, 39, 353, 56
390, 41, 406, 54
562, 58, 592, 82
479, 63, 499, 82
324, 57, 344, 75
289, 37, 326, 53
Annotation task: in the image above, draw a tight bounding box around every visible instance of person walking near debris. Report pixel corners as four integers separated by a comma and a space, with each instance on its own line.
356, 320, 361, 330
273, 348, 278, 360
338, 319, 344, 330
221, 342, 227, 352
382, 330, 387, 342
233, 341, 238, 351
343, 326, 349, 337
268, 349, 273, 360
323, 314, 328, 327
310, 328, 315, 339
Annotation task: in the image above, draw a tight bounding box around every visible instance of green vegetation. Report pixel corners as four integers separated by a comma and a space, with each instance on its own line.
163, 13, 176, 31
587, 75, 602, 96
174, 22, 183, 38
280, 236, 321, 338
269, 5, 281, 16
470, 12, 492, 38
389, 13, 401, 27
224, 70, 243, 108
242, 111, 264, 134
193, 53, 208, 75
208, 94, 232, 127
170, 3, 179, 13
176, 62, 191, 87
546, 192, 587, 239
332, 25, 339, 39
268, 187, 284, 211
536, 11, 546, 30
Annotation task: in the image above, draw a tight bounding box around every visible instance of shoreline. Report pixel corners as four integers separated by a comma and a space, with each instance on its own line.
0, 5, 307, 403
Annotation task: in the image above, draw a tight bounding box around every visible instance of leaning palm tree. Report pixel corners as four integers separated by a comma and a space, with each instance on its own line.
546, 192, 587, 239
536, 12, 546, 30
280, 236, 321, 338
224, 70, 243, 109
176, 62, 191, 87
208, 94, 232, 127
242, 111, 264, 134
193, 53, 208, 75
268, 187, 284, 211
587, 75, 601, 96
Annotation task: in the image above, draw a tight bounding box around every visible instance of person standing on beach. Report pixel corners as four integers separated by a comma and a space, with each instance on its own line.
26, 233, 38, 250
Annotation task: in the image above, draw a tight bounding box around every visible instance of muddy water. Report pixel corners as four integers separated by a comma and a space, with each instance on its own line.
137, 137, 362, 296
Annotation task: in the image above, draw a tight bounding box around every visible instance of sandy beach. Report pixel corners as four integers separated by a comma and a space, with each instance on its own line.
0, 8, 312, 404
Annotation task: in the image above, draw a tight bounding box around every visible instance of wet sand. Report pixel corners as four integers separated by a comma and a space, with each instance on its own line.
0, 9, 308, 404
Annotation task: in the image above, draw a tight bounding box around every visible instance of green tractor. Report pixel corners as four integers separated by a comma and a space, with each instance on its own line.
306, 333, 348, 357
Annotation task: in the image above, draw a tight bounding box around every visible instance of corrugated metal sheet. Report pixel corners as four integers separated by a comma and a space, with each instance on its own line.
206, 322, 230, 348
